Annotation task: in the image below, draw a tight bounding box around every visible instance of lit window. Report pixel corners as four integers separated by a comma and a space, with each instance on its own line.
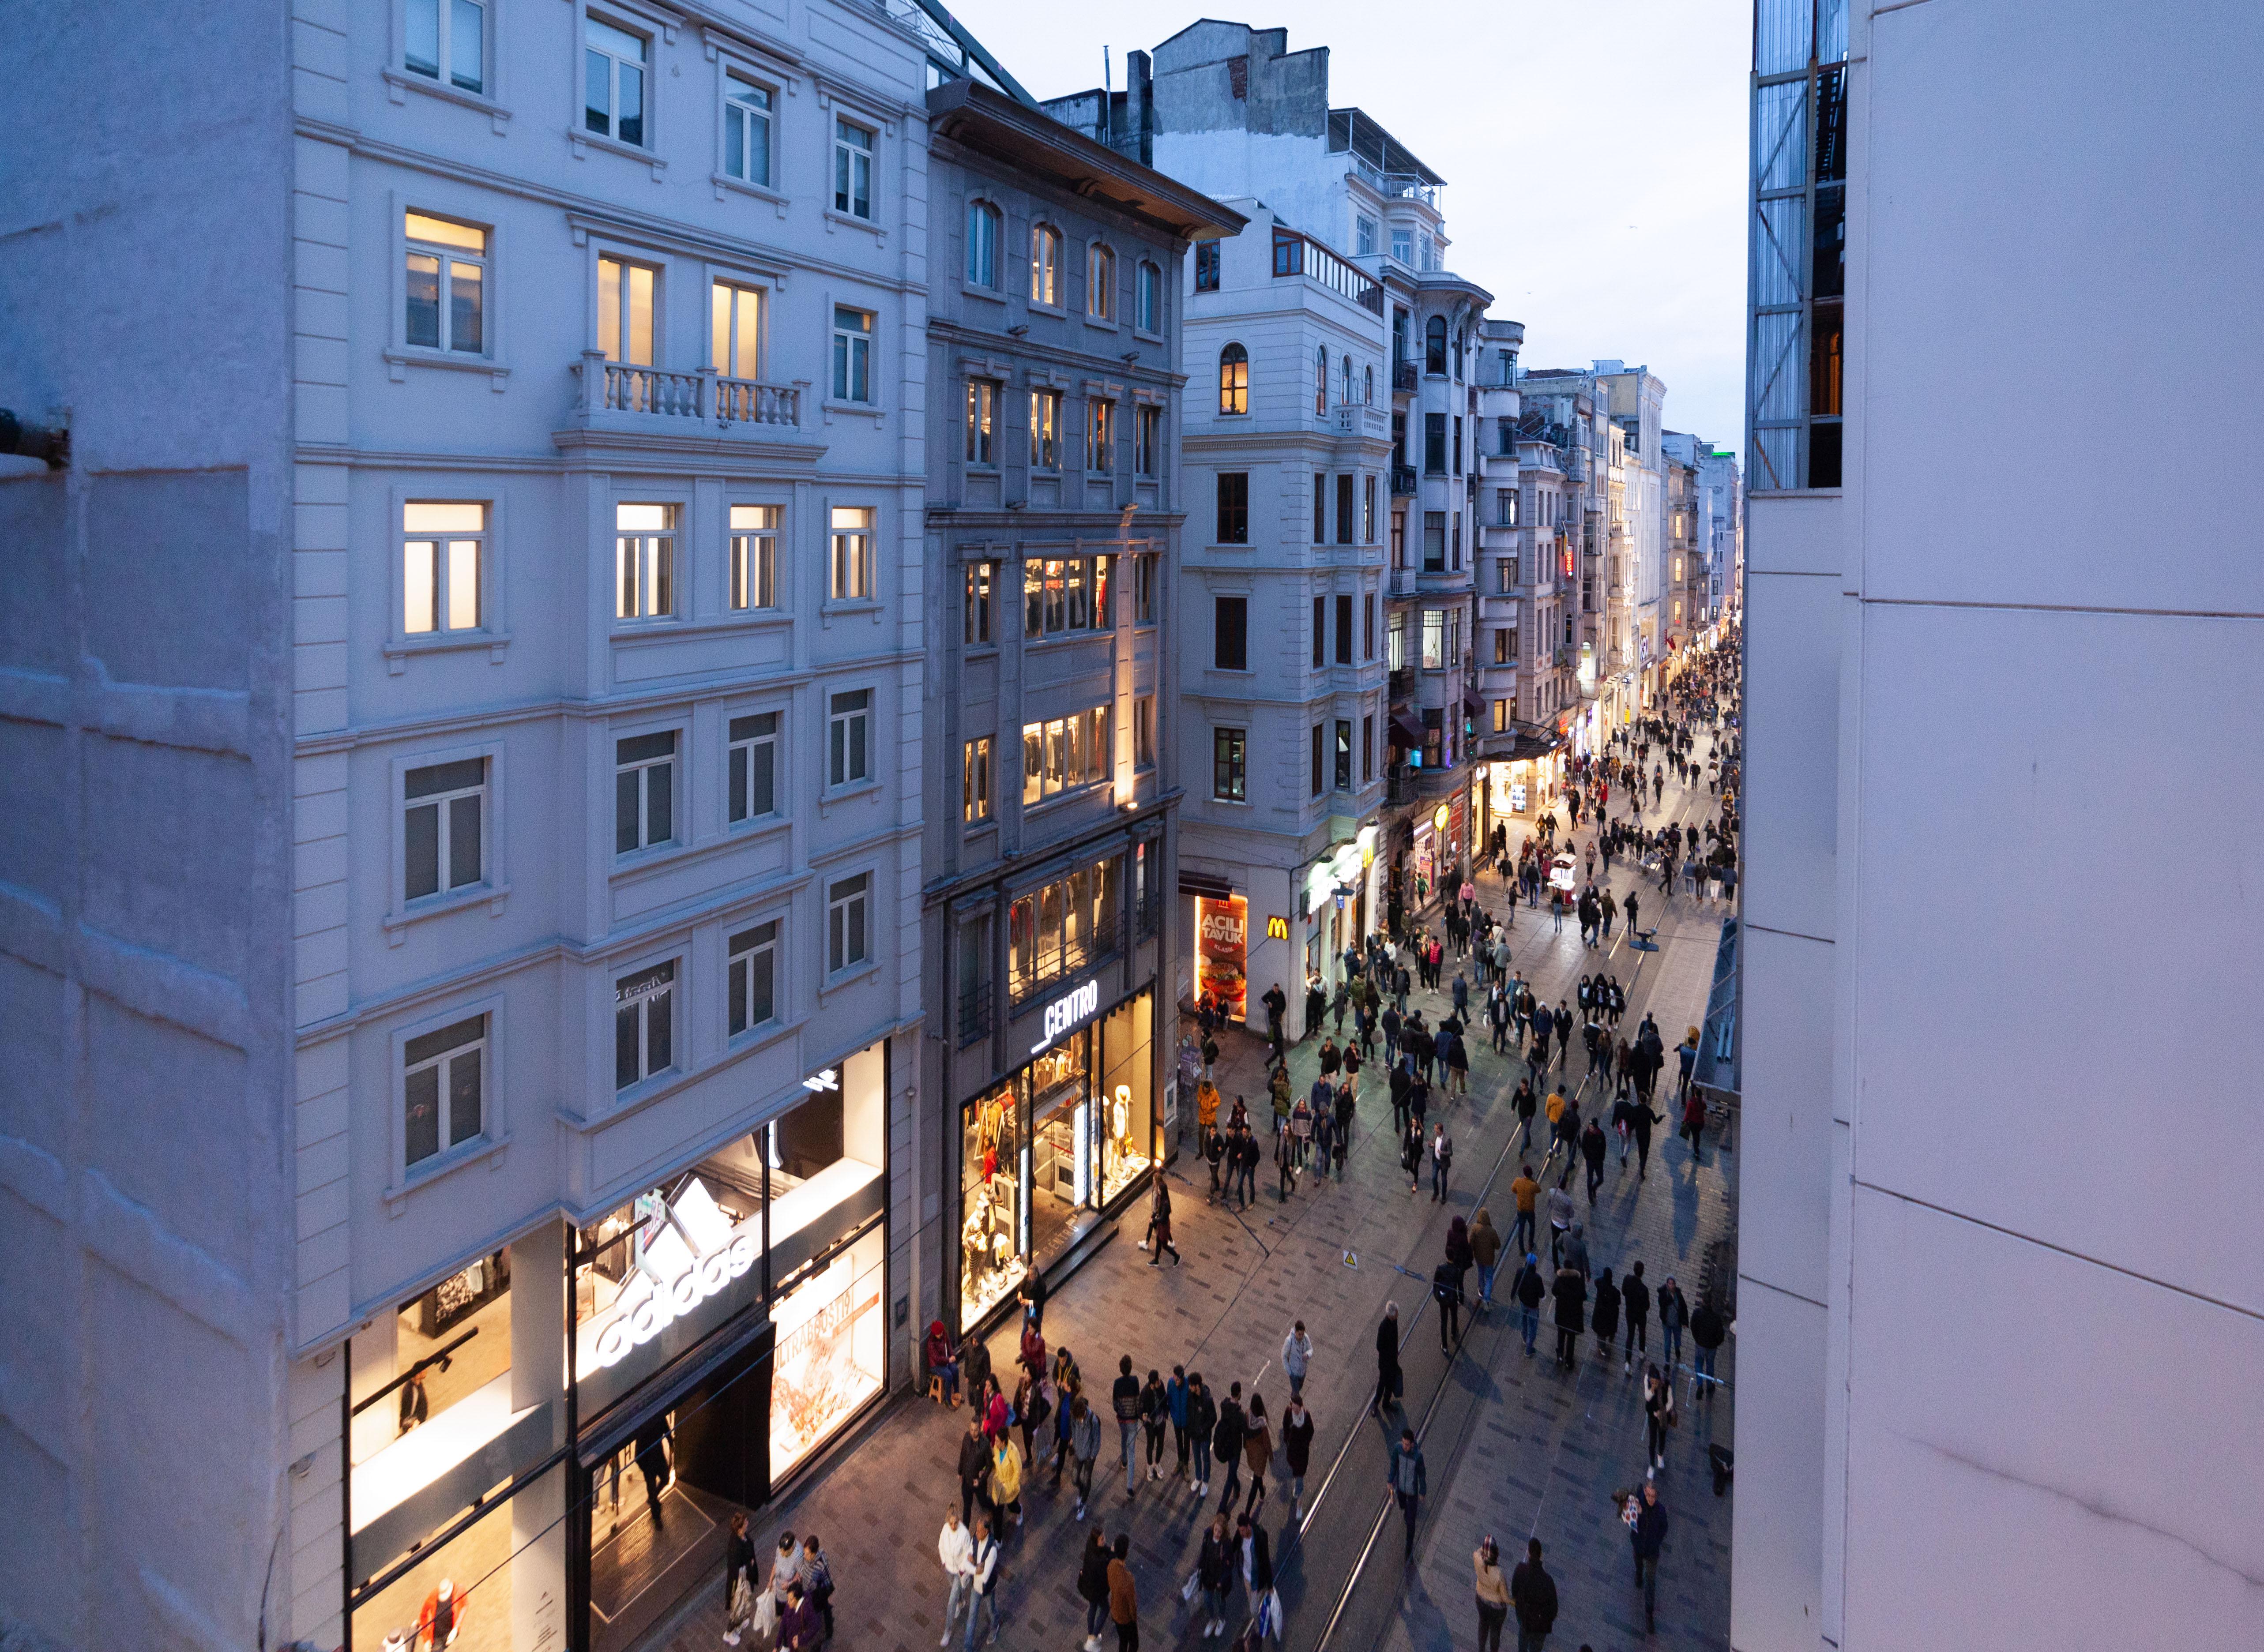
1031, 226, 1062, 306
1087, 399, 1114, 472
711, 283, 762, 379
964, 561, 993, 643
402, 501, 485, 635
404, 1014, 485, 1168
614, 503, 674, 620
403, 758, 485, 901
833, 119, 873, 219
1088, 245, 1115, 319
831, 306, 873, 402
1029, 389, 1061, 469
724, 75, 773, 185
404, 212, 486, 355
729, 503, 778, 611
583, 15, 647, 146
598, 256, 655, 365
1212, 728, 1247, 801
405, 0, 485, 94
963, 737, 993, 822
1218, 343, 1248, 414
828, 505, 873, 601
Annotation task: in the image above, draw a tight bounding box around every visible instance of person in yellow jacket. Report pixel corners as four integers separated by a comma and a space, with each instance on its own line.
1196, 1079, 1220, 1137
987, 1432, 1023, 1532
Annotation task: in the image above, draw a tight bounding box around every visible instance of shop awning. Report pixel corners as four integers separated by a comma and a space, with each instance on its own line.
1461, 687, 1486, 718
1179, 870, 1236, 900
1473, 728, 1562, 764
1389, 712, 1426, 746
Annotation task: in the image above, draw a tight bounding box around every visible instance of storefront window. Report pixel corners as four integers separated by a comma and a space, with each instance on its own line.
1097, 993, 1153, 1205
351, 1462, 566, 1652
1028, 1028, 1093, 1274
960, 1082, 1023, 1325
770, 1226, 885, 1480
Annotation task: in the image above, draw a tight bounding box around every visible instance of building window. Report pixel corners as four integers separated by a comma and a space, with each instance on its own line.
1029, 389, 1061, 469
1452, 511, 1463, 568
583, 15, 648, 146
1343, 355, 1356, 408
1312, 594, 1325, 666
963, 736, 993, 822
1021, 556, 1113, 638
1087, 398, 1114, 472
1309, 722, 1323, 796
401, 500, 485, 635
1387, 611, 1405, 670
1363, 592, 1376, 659
967, 199, 1000, 286
1391, 510, 1406, 564
1087, 244, 1115, 319
1314, 345, 1328, 416
1422, 511, 1446, 572
1499, 488, 1518, 526
1212, 728, 1247, 802
1497, 557, 1515, 593
1335, 719, 1353, 791
729, 503, 778, 610
405, 0, 485, 92
1133, 695, 1154, 767
966, 378, 997, 464
1216, 472, 1249, 544
1214, 596, 1249, 671
831, 306, 873, 402
828, 869, 869, 973
827, 690, 870, 787
710, 281, 762, 380
1136, 261, 1162, 331
724, 74, 773, 185
1364, 364, 1375, 404
404, 212, 486, 355
1031, 225, 1062, 306
1492, 698, 1511, 733
833, 118, 873, 218
1135, 554, 1157, 624
1421, 608, 1445, 670
403, 758, 485, 902
1361, 713, 1374, 782
1008, 853, 1123, 1000
614, 731, 675, 853
1336, 593, 1354, 664
1194, 240, 1220, 293
614, 961, 675, 1088
727, 921, 778, 1036
1391, 229, 1412, 264
1337, 474, 1355, 545
1313, 471, 1327, 545
598, 255, 655, 364
1019, 706, 1110, 803
614, 503, 674, 620
404, 1014, 485, 1168
1454, 416, 1465, 476
1217, 342, 1250, 415
828, 505, 873, 600
1425, 315, 1448, 374
727, 711, 778, 823
1425, 413, 1447, 474
1364, 474, 1377, 542
964, 561, 993, 644
1356, 215, 1377, 256
1493, 628, 1511, 665
1135, 404, 1161, 476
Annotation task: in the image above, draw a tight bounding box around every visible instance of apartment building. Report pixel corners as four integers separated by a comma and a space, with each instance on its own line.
1660, 433, 1708, 651
918, 80, 1240, 1337
1737, 3, 2260, 1649
1598, 363, 1668, 700
1505, 367, 1613, 753
1695, 442, 1742, 629
0, 4, 1007, 1651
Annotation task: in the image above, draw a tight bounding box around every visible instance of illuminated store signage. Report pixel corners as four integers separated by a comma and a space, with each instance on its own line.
1032, 977, 1101, 1055
590, 1178, 758, 1368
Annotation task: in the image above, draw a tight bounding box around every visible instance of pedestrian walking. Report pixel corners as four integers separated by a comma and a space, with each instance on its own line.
1510, 1539, 1559, 1652
933, 1509, 973, 1648
1241, 1395, 1273, 1517
1373, 1304, 1404, 1415
1166, 1366, 1192, 1480
1111, 1356, 1141, 1499
1658, 1278, 1688, 1372
1512, 1253, 1545, 1356
722, 1513, 757, 1647
1474, 1537, 1511, 1652
955, 1415, 988, 1527
1591, 1268, 1621, 1363
1691, 1296, 1726, 1396
1067, 1393, 1101, 1519
1139, 1369, 1168, 1481
959, 1517, 999, 1648
1470, 1207, 1502, 1305
1076, 1531, 1113, 1652
1387, 1429, 1428, 1558
1580, 1118, 1607, 1205
1197, 1513, 1236, 1639
1679, 1087, 1707, 1164
1509, 1164, 1539, 1256
1552, 1265, 1586, 1367
1281, 1395, 1315, 1519
1545, 1174, 1574, 1268
1107, 1534, 1140, 1652
1213, 1383, 1246, 1512
1630, 1482, 1669, 1632
1643, 1362, 1676, 1469
1143, 1170, 1181, 1265
1621, 1262, 1650, 1370
986, 1431, 1023, 1531
1430, 1123, 1454, 1202
1433, 1254, 1466, 1352
1280, 1322, 1313, 1401
1186, 1373, 1218, 1499
1512, 1079, 1537, 1153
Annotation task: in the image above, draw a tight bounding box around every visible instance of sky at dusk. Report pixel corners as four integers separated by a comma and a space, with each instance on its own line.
949, 0, 1753, 458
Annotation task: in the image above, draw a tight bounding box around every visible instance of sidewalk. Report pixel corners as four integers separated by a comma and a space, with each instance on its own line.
654, 772, 1737, 1652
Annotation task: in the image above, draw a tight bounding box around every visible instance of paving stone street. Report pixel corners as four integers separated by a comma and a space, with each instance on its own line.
666, 771, 1737, 1652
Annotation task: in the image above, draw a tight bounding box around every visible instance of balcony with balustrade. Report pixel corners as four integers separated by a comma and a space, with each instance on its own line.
566, 350, 815, 447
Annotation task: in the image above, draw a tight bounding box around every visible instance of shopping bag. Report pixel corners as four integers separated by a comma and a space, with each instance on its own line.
1181, 1570, 1200, 1603
726, 1575, 752, 1631
750, 1588, 777, 1638
1256, 1588, 1283, 1641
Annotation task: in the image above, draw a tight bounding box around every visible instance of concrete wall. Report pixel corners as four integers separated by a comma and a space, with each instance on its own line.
0, 5, 297, 1651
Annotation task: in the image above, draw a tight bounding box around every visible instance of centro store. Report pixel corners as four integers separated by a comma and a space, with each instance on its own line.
342, 1042, 890, 1652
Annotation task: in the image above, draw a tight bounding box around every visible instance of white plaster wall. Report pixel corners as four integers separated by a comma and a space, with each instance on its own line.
1729, 1277, 1827, 1652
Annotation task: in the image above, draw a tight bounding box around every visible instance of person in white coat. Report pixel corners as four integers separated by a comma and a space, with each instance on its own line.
936, 1507, 975, 1648
1279, 1322, 1313, 1401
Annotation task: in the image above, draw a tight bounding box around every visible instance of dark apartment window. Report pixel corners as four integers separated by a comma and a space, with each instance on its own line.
1309, 722, 1323, 796
1313, 470, 1326, 545
1214, 595, 1249, 670
1453, 416, 1463, 476
1216, 471, 1249, 543
1363, 592, 1376, 658
1195, 240, 1220, 292
1213, 727, 1246, 800
1425, 413, 1446, 474
1334, 719, 1352, 791
1361, 713, 1374, 781
1425, 315, 1447, 374
1335, 593, 1353, 664
1336, 474, 1354, 545
1312, 595, 1325, 667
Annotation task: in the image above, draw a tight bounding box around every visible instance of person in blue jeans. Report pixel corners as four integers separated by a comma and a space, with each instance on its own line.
1512, 1256, 1545, 1357
1657, 1278, 1687, 1373
1111, 1355, 1142, 1496
1690, 1298, 1725, 1397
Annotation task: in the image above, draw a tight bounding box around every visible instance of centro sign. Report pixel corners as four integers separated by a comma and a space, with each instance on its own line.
1031, 978, 1101, 1055
590, 1177, 756, 1369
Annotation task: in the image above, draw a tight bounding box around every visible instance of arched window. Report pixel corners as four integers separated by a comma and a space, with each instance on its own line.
1363, 363, 1375, 404
966, 200, 1000, 288
1425, 316, 1448, 374
1342, 354, 1355, 407
1219, 342, 1249, 415
1314, 345, 1328, 414
1030, 225, 1062, 307
1088, 244, 1115, 319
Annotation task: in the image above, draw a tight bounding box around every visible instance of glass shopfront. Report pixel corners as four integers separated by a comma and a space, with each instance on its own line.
955, 985, 1154, 1332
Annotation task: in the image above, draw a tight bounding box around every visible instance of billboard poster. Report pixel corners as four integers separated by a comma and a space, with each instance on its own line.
1194, 895, 1248, 1021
